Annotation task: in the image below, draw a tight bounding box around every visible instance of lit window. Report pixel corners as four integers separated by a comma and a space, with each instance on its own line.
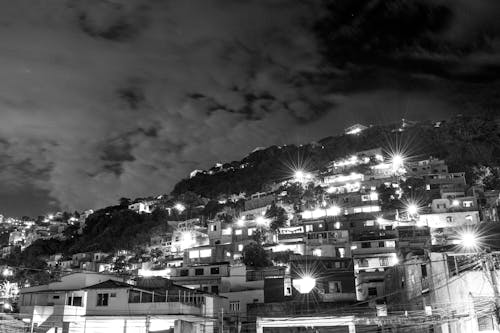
238, 244, 244, 252
222, 228, 232, 235
463, 201, 473, 208
338, 248, 345, 258
465, 215, 473, 222
305, 225, 313, 232
199, 249, 212, 258
235, 229, 242, 235
248, 228, 256, 236
189, 250, 199, 259
312, 248, 322, 256
385, 241, 396, 248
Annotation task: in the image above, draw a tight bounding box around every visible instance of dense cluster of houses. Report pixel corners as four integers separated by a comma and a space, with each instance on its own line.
5, 145, 500, 332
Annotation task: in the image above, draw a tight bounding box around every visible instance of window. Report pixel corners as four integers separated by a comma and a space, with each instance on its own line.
328, 281, 342, 293
210, 267, 220, 275
180, 269, 189, 276
53, 295, 60, 299
359, 259, 369, 267
67, 296, 83, 307
305, 225, 313, 232
222, 228, 232, 235
248, 228, 256, 236
229, 301, 240, 312
235, 229, 242, 235
465, 215, 473, 222
368, 287, 377, 296
312, 248, 322, 257
446, 216, 453, 223
129, 290, 141, 303
380, 257, 390, 266
211, 285, 219, 294
199, 249, 211, 258
195, 268, 204, 276
97, 293, 109, 306
478, 316, 494, 331
210, 224, 217, 231
421, 264, 428, 278
238, 244, 244, 251
378, 241, 385, 248
385, 241, 396, 248
361, 242, 371, 248
463, 201, 473, 208
189, 250, 199, 259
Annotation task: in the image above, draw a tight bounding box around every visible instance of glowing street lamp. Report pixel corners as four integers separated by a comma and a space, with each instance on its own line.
391, 154, 405, 173
407, 204, 419, 217
236, 218, 245, 227
460, 231, 478, 250
255, 216, 268, 226
293, 170, 312, 184
293, 275, 316, 294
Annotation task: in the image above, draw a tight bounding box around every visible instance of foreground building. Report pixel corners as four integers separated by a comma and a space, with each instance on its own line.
20, 272, 227, 333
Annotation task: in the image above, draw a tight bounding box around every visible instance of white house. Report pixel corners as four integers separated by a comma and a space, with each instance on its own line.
20, 272, 227, 333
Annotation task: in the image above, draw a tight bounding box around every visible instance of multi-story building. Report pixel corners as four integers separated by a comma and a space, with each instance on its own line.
351, 225, 399, 301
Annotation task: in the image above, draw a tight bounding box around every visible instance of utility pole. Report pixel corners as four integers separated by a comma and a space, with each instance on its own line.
145, 315, 151, 333
220, 308, 224, 333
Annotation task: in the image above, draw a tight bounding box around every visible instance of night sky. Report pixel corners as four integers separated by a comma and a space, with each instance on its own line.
1, 0, 499, 217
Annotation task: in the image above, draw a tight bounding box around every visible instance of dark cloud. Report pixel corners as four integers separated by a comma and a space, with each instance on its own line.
0, 0, 498, 215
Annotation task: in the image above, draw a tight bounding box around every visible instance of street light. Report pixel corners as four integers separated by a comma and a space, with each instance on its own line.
460, 231, 478, 250
293, 275, 316, 294
407, 204, 418, 216
391, 154, 404, 171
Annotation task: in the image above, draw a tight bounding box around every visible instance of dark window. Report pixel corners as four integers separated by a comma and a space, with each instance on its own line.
142, 292, 153, 303
361, 242, 371, 248
53, 295, 60, 299
368, 287, 377, 296
67, 296, 82, 306
97, 293, 109, 306
210, 267, 220, 275
195, 268, 204, 276
378, 241, 385, 247
129, 290, 141, 303
421, 264, 428, 278
211, 285, 219, 294
180, 269, 189, 276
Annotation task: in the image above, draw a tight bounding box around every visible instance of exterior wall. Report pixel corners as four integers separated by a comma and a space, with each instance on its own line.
220, 289, 264, 316
418, 211, 480, 228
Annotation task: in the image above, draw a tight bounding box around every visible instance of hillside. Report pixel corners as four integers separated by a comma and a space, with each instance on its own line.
172, 115, 500, 199
3, 114, 499, 285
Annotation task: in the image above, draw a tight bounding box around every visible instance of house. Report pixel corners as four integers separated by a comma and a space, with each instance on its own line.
345, 123, 368, 135
20, 272, 227, 333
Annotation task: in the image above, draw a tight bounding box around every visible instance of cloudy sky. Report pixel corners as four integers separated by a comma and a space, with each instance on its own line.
0, 0, 499, 216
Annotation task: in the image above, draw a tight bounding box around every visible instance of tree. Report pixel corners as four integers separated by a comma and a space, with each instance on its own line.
242, 242, 272, 268
119, 197, 131, 207
265, 203, 287, 232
